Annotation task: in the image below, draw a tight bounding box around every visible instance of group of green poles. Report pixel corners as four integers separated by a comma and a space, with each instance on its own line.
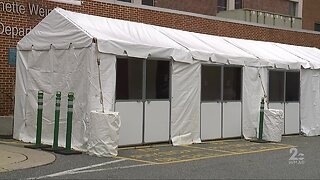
25, 90, 81, 155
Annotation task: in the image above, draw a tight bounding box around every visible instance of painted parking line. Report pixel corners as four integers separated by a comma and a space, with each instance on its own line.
29, 159, 127, 179
117, 140, 296, 165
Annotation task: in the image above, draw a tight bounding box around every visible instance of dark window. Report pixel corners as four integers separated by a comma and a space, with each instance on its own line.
117, 0, 131, 2
146, 60, 170, 99
269, 71, 285, 102
223, 67, 242, 101
217, 0, 227, 13
116, 58, 143, 100
235, 0, 243, 9
142, 0, 154, 6
201, 66, 221, 101
289, 1, 298, 17
315, 23, 320, 32
286, 72, 300, 101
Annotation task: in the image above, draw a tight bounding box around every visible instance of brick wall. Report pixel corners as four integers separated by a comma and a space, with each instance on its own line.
1, 0, 320, 116
302, 0, 320, 31
154, 0, 217, 16
243, 0, 290, 15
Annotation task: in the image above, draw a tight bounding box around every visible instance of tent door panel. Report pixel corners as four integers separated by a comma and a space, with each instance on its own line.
222, 102, 241, 138
269, 102, 285, 134
116, 102, 143, 146
201, 102, 221, 140
285, 102, 300, 134
144, 101, 170, 143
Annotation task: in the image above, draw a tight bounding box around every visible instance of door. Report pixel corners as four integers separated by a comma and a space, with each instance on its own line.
116, 58, 171, 146
116, 58, 144, 146
144, 60, 170, 143
222, 67, 242, 138
201, 66, 222, 140
285, 71, 300, 134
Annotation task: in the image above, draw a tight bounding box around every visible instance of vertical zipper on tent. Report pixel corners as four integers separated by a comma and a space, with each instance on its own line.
96, 42, 105, 113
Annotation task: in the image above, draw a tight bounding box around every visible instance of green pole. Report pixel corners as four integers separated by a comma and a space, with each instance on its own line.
53, 91, 61, 150
258, 98, 265, 141
35, 90, 44, 146
65, 92, 74, 151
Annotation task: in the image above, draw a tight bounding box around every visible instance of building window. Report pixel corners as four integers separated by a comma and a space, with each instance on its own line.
315, 23, 320, 32
235, 0, 243, 9
217, 0, 227, 13
117, 0, 131, 3
142, 0, 154, 6
269, 71, 285, 102
289, 1, 298, 17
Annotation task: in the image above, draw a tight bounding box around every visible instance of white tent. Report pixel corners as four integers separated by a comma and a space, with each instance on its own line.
14, 8, 320, 151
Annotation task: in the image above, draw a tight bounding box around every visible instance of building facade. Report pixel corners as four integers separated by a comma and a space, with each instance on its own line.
1, 0, 320, 135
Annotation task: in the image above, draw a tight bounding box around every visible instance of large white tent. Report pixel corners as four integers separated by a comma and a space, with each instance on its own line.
14, 8, 320, 151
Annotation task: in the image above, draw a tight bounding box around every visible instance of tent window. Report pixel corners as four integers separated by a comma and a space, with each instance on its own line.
146, 60, 170, 99
286, 72, 300, 101
269, 71, 285, 102
116, 58, 143, 100
201, 66, 221, 101
223, 67, 242, 101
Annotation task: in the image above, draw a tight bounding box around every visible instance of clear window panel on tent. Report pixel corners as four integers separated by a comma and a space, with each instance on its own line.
269, 71, 285, 102
146, 60, 170, 99
201, 66, 221, 101
223, 67, 242, 101
286, 71, 300, 102
116, 58, 143, 100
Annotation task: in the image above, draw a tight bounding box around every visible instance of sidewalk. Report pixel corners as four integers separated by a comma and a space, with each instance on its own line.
0, 139, 56, 173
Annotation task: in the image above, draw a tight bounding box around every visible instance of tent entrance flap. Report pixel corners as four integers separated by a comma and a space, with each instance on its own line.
115, 57, 171, 146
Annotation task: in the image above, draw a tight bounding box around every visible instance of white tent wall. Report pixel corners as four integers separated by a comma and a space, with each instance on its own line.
13, 44, 117, 151
13, 50, 29, 140
242, 67, 268, 139
301, 69, 320, 136
171, 61, 201, 145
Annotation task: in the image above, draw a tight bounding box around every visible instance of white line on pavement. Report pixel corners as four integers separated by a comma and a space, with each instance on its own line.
68, 163, 154, 175
28, 159, 126, 179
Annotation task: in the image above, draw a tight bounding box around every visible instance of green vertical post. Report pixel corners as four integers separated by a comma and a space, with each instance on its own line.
25, 90, 50, 149
35, 90, 44, 146
258, 98, 265, 141
56, 92, 81, 154
53, 91, 62, 150
65, 92, 74, 151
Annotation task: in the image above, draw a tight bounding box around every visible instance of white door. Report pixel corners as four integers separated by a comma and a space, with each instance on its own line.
144, 101, 170, 143
223, 102, 241, 138
269, 102, 285, 134
116, 102, 143, 146
201, 102, 221, 140
285, 102, 300, 134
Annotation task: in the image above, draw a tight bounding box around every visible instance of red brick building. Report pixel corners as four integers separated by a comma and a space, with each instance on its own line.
1, 0, 320, 134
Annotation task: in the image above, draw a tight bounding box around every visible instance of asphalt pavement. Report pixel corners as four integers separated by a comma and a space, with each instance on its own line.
0, 135, 319, 179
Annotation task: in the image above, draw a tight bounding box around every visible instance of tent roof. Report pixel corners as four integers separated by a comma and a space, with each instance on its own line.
18, 8, 320, 68
224, 37, 312, 70
274, 43, 320, 69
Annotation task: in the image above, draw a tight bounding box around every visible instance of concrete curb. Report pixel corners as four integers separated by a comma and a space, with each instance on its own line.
0, 143, 56, 173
